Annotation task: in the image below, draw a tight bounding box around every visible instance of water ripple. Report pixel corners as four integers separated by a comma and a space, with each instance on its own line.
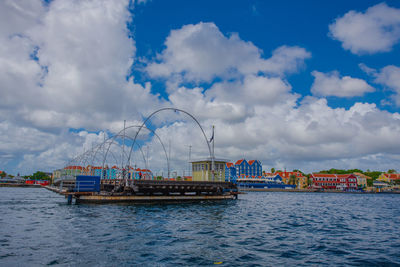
1, 188, 400, 266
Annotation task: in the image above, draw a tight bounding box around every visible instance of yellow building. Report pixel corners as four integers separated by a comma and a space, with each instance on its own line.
297, 176, 308, 189
353, 172, 369, 188
191, 158, 228, 181
378, 173, 400, 184
377, 173, 391, 183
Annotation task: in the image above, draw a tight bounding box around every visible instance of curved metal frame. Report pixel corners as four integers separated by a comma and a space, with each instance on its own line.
100, 125, 169, 179
126, 108, 213, 180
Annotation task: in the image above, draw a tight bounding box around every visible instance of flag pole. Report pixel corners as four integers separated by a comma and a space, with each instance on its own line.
211, 125, 215, 181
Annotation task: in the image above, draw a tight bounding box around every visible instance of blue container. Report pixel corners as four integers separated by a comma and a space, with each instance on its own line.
75, 175, 100, 192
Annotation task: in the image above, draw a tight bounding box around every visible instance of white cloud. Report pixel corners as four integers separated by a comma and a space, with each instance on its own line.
375, 65, 400, 106
0, 0, 164, 132
207, 74, 293, 105
329, 3, 400, 54
311, 70, 374, 97
146, 22, 310, 82
360, 64, 400, 106
0, 0, 45, 37
2, 2, 400, 175
137, 97, 400, 174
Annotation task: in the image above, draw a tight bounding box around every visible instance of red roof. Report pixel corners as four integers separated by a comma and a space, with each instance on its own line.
384, 173, 400, 180
276, 171, 305, 178
65, 166, 83, 170
311, 173, 337, 178
248, 160, 255, 165
337, 174, 356, 178
235, 159, 244, 165
226, 162, 234, 168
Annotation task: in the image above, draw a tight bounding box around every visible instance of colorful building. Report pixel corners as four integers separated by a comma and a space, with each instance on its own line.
55, 165, 153, 180
235, 159, 250, 177
353, 172, 369, 188
311, 173, 358, 190
248, 160, 262, 177
225, 162, 237, 182
273, 171, 308, 189
377, 173, 400, 184
191, 158, 228, 181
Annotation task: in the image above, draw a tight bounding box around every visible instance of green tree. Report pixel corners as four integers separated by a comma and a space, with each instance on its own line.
0, 171, 6, 178
388, 169, 397, 174
31, 171, 50, 180
364, 171, 382, 180
292, 169, 303, 174
271, 168, 275, 174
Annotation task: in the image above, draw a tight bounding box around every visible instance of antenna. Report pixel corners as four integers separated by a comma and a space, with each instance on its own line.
188, 145, 192, 177
168, 139, 171, 179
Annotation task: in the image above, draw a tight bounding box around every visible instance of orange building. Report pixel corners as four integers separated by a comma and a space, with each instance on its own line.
274, 171, 308, 189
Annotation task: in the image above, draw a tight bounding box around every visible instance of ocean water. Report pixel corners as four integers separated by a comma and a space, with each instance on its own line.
0, 187, 399, 266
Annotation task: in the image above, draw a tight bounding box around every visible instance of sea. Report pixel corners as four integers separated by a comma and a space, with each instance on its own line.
0, 187, 399, 266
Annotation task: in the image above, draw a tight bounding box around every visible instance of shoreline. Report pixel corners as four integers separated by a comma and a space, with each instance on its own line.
240, 188, 400, 194
0, 183, 42, 188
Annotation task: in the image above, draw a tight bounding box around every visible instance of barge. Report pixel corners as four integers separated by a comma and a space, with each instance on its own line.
48, 176, 239, 204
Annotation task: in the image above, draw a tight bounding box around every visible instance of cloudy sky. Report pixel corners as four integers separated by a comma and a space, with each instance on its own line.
1, 0, 400, 175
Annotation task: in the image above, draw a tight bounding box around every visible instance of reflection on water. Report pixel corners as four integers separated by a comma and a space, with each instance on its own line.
1, 188, 399, 266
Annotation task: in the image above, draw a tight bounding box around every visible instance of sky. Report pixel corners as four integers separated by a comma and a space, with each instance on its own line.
1, 0, 400, 175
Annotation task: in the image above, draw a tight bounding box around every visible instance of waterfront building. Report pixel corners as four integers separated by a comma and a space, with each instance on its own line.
248, 160, 262, 177
311, 173, 358, 190
274, 171, 308, 189
54, 165, 154, 180
373, 180, 390, 191
225, 162, 237, 182
353, 172, 369, 188
191, 158, 228, 181
64, 166, 84, 176
263, 174, 283, 183
235, 159, 250, 177
377, 173, 400, 184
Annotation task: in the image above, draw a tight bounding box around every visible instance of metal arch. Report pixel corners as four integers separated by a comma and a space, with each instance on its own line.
99, 125, 169, 178
102, 145, 145, 179
101, 135, 147, 179
98, 125, 169, 175
126, 108, 213, 179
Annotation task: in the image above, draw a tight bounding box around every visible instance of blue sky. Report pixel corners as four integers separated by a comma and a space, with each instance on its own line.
132, 0, 400, 110
1, 0, 400, 175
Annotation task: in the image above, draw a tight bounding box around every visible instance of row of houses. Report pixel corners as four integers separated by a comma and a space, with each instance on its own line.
224, 161, 373, 190
310, 173, 358, 190
53, 165, 153, 180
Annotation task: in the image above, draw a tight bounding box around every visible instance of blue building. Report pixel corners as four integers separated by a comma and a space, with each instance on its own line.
235, 159, 250, 177
248, 160, 262, 177
225, 162, 237, 182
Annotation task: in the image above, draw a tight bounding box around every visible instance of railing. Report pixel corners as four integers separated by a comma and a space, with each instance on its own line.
74, 180, 97, 192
